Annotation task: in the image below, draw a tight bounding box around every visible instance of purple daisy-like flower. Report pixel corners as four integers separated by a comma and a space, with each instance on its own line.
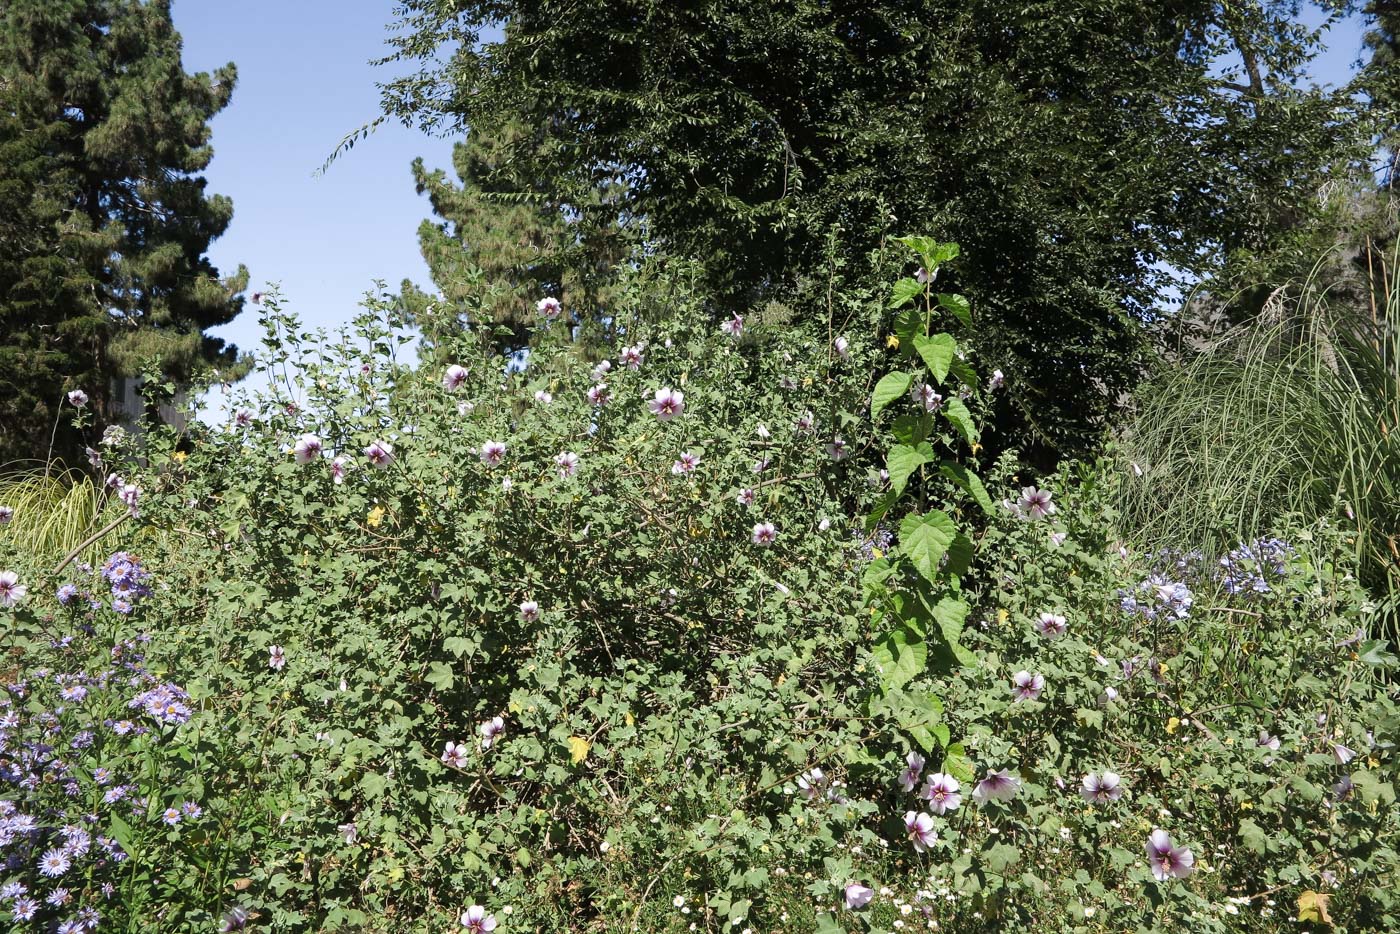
904, 810, 936, 852
161, 807, 181, 826
443, 365, 469, 391
1080, 771, 1124, 804
648, 388, 685, 420
920, 773, 961, 815
1146, 828, 1194, 881
12, 897, 37, 921
751, 522, 777, 546
38, 847, 72, 876
1011, 670, 1045, 702
460, 905, 497, 932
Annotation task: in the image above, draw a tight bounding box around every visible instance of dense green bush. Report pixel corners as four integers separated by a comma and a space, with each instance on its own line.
0, 246, 1394, 933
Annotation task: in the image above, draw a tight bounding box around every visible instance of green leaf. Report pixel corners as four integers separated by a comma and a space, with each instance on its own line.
899, 511, 957, 584
942, 397, 978, 445
893, 307, 924, 350
913, 333, 956, 384
937, 293, 972, 327
887, 443, 932, 495
888, 277, 923, 309
1237, 818, 1268, 855
424, 662, 455, 691
890, 413, 928, 446
872, 371, 914, 419
871, 627, 927, 691
1358, 639, 1398, 667
939, 461, 994, 514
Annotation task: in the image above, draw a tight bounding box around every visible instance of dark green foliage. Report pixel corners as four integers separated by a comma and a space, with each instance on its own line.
0, 0, 248, 466
402, 121, 629, 352
378, 0, 1363, 460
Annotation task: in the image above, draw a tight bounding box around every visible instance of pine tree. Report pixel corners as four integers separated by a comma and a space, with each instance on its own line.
402, 120, 627, 353
0, 0, 248, 466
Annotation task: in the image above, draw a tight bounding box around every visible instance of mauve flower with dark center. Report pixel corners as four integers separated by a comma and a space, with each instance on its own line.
555, 451, 580, 478
460, 906, 498, 932
67, 389, 88, 407
0, 506, 11, 524
1334, 776, 1354, 802
480, 441, 506, 467
796, 411, 815, 432
921, 773, 961, 814
363, 440, 395, 469
519, 600, 540, 623
1011, 670, 1045, 702
972, 768, 1021, 803
915, 266, 935, 284
671, 451, 701, 475
1017, 486, 1055, 519
441, 741, 469, 769
904, 810, 936, 852
898, 751, 925, 793
331, 456, 349, 485
648, 388, 685, 420
752, 522, 777, 546
234, 410, 253, 429
479, 716, 505, 750
1146, 829, 1194, 881
796, 768, 825, 800
536, 297, 562, 320
736, 488, 756, 507
533, 390, 552, 405
268, 646, 286, 671
720, 314, 744, 338
620, 344, 645, 368
910, 382, 942, 412
988, 369, 1005, 391
293, 434, 323, 464
833, 335, 850, 360
443, 364, 469, 391
825, 437, 850, 461
220, 907, 250, 932
1050, 532, 1068, 548
1332, 743, 1356, 765
843, 882, 874, 910
1034, 612, 1067, 639
1256, 731, 1280, 752
1080, 771, 1124, 804
587, 384, 611, 406
0, 572, 27, 608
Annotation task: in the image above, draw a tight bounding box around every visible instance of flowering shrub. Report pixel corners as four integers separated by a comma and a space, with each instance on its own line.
0, 243, 1393, 932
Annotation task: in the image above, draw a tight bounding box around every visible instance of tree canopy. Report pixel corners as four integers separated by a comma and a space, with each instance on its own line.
0, 0, 247, 466
377, 0, 1365, 459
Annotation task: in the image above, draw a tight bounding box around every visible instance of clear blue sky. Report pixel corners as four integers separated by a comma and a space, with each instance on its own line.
170, 0, 1371, 403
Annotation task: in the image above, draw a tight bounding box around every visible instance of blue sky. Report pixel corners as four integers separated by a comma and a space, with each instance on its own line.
171, 0, 1372, 406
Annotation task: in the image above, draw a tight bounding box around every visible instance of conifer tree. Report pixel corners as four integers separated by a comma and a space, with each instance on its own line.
0, 0, 247, 466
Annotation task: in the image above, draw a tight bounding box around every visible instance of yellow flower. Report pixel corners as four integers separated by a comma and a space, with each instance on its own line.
1166, 717, 1180, 734
886, 335, 900, 349
367, 505, 386, 528
171, 451, 188, 464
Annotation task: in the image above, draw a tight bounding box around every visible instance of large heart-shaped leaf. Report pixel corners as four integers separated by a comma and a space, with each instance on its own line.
914, 333, 956, 385
871, 626, 927, 691
871, 370, 914, 419
899, 511, 957, 584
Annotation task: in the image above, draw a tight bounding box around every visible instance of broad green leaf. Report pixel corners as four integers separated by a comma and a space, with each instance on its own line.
899, 511, 957, 584
891, 413, 929, 446
871, 371, 914, 419
938, 293, 972, 327
1237, 818, 1268, 855
940, 461, 994, 514
424, 662, 455, 691
942, 397, 978, 445
888, 277, 923, 309
914, 333, 956, 384
893, 307, 924, 350
871, 626, 927, 691
887, 443, 932, 494
865, 489, 899, 532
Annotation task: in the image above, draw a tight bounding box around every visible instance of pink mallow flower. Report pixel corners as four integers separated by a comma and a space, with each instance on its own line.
1080, 771, 1124, 804
268, 645, 285, 671
843, 882, 873, 910
1011, 670, 1045, 702
972, 768, 1021, 804
293, 434, 323, 465
0, 506, 11, 524
460, 906, 497, 932
363, 440, 395, 469
825, 436, 850, 461
554, 451, 580, 478
648, 388, 685, 420
904, 811, 936, 852
479, 441, 506, 467
920, 773, 961, 815
619, 344, 645, 369
720, 314, 744, 338
671, 451, 700, 475
1034, 612, 1067, 639
443, 365, 469, 391
331, 456, 349, 485
0, 571, 27, 608
736, 488, 756, 507
751, 522, 777, 546
441, 741, 469, 769
519, 600, 540, 623
67, 389, 88, 407
1017, 486, 1055, 520
587, 384, 611, 406
479, 716, 505, 750
898, 751, 925, 793
1146, 829, 1195, 881
536, 297, 561, 320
